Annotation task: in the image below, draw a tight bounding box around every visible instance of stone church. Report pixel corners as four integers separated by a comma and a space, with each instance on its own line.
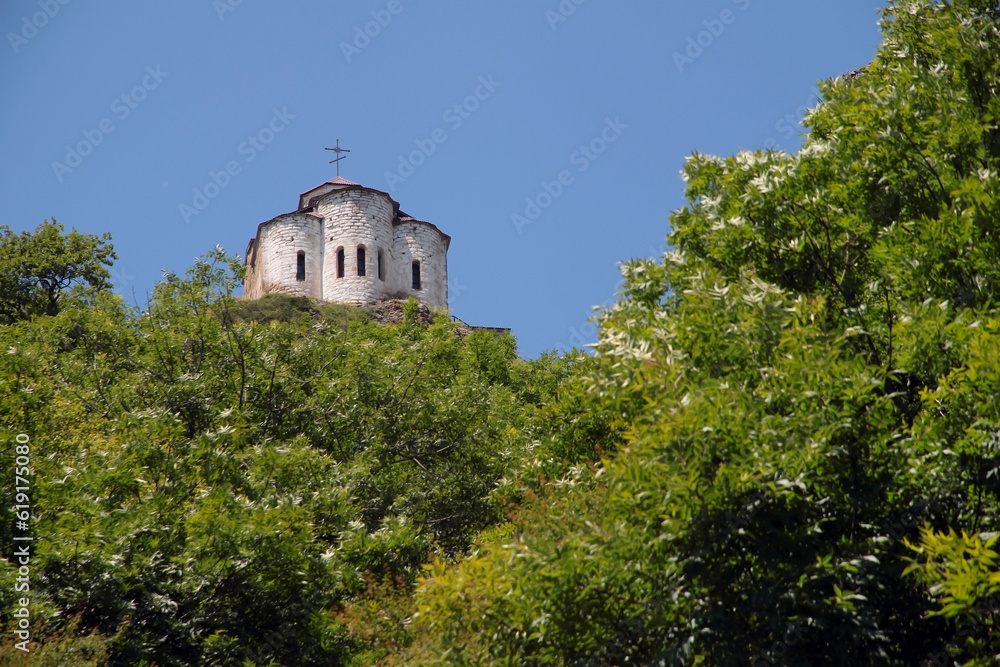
244, 175, 450, 310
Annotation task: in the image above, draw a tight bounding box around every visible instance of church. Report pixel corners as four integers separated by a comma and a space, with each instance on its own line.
243, 174, 450, 310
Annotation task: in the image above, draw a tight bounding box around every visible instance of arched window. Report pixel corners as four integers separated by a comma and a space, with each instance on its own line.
357, 246, 366, 277
377, 249, 385, 281
296, 251, 305, 281
411, 261, 421, 290
336, 248, 345, 278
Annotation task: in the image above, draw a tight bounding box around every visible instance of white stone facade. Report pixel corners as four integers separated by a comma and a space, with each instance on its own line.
245, 177, 450, 310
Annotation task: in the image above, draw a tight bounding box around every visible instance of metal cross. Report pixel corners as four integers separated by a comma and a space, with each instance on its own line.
325, 139, 351, 176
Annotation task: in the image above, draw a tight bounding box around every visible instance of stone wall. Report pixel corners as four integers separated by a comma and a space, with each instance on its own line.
244, 212, 323, 299
245, 183, 449, 310
319, 189, 395, 305
391, 220, 448, 310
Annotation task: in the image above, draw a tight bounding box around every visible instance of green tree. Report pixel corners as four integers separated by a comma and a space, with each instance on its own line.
405, 1, 1000, 664
0, 220, 116, 324
0, 246, 574, 666
905, 529, 1000, 666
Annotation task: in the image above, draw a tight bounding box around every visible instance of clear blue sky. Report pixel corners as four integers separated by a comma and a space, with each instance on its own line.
1, 0, 884, 357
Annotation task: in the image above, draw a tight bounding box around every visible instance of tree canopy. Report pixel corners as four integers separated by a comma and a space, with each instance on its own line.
0, 220, 116, 324
4, 1, 1000, 665
403, 1, 1000, 664
0, 247, 612, 665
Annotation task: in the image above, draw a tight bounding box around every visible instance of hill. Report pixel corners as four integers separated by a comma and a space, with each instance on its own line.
0, 250, 615, 665
4, 1, 1000, 665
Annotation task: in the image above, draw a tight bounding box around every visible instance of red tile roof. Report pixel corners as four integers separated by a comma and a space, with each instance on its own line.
326, 175, 359, 186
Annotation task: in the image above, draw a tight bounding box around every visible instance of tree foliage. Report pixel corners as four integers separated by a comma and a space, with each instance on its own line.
905, 529, 1000, 666
404, 1, 1000, 664
0, 247, 583, 665
0, 220, 116, 324
5, 2, 1000, 664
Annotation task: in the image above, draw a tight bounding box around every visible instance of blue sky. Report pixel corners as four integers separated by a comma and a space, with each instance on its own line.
1, 1, 884, 357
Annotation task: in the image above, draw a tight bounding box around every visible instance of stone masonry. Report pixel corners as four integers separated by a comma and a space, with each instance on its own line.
244, 176, 450, 310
